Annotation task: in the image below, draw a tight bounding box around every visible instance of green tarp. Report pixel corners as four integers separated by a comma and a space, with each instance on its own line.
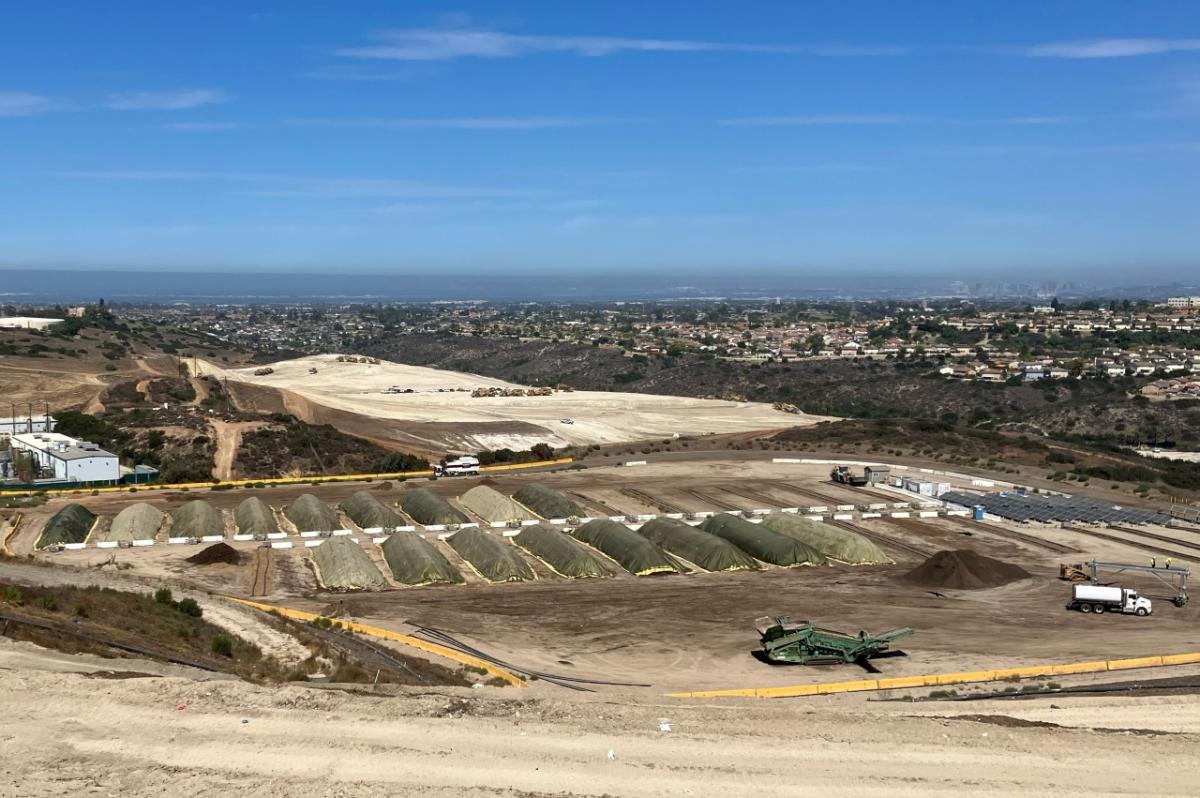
37, 503, 97, 548
170, 500, 224, 537
401, 488, 468, 526
639, 517, 757, 572
311, 535, 387, 591
380, 531, 463, 586
699, 513, 826, 567
570, 519, 679, 576
512, 483, 582, 520
104, 502, 163, 542
513, 523, 609, 578
459, 485, 535, 523
235, 497, 277, 535
760, 513, 891, 565
284, 493, 341, 533
341, 490, 405, 529
446, 527, 534, 583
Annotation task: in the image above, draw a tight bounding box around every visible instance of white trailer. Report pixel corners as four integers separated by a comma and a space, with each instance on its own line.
1067, 584, 1152, 616
434, 456, 481, 477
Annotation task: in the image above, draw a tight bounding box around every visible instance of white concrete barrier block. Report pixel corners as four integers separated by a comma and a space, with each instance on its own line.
772, 458, 803, 464
892, 503, 910, 509
201, 535, 224, 543
807, 506, 828, 513
233, 534, 253, 542
891, 512, 911, 519
332, 529, 353, 536
520, 519, 539, 527
625, 460, 647, 467
397, 525, 416, 532
861, 512, 881, 519
64, 542, 88, 550
437, 532, 452, 540
271, 541, 293, 549
919, 511, 939, 518
425, 524, 446, 532
664, 512, 683, 519
836, 504, 855, 512
694, 511, 714, 518
490, 521, 509, 528
833, 513, 854, 521
460, 522, 479, 529
168, 537, 189, 545
300, 530, 321, 538
751, 508, 770, 516
809, 515, 824, 521
304, 540, 324, 548
781, 507, 798, 513
971, 479, 995, 487
267, 532, 287, 540
636, 514, 656, 522
868, 503, 888, 510
549, 518, 568, 525
361, 527, 384, 535
132, 539, 154, 547
747, 517, 763, 524
372, 536, 388, 545
94, 541, 119, 549
501, 530, 520, 537
947, 510, 969, 516
919, 468, 934, 474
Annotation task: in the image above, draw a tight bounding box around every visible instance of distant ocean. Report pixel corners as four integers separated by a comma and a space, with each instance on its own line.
0, 268, 947, 304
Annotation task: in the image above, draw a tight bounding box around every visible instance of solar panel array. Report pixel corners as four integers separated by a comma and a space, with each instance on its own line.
941, 491, 1171, 525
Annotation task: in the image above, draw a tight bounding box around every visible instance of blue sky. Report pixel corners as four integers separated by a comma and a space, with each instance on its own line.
2, 1, 1199, 280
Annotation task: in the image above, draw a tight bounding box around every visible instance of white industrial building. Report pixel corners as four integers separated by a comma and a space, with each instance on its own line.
1167, 297, 1200, 311
9, 432, 120, 484
0, 316, 63, 331
0, 416, 56, 441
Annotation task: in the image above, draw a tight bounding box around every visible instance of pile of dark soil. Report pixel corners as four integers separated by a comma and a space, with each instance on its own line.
905, 549, 1030, 590
186, 542, 242, 566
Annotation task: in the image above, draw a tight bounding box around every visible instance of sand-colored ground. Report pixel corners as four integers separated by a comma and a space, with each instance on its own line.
2, 642, 1199, 797
200, 354, 827, 452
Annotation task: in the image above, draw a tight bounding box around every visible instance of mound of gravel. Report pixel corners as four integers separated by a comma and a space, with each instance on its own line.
905, 549, 1030, 590
187, 542, 241, 566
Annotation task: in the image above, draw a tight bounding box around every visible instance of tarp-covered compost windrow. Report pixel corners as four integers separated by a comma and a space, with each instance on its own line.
37, 503, 97, 548
170, 500, 224, 538
235, 497, 277, 536
570, 519, 679, 576
103, 502, 163, 542
760, 513, 891, 565
639, 517, 757, 572
310, 535, 387, 591
400, 488, 467, 526
699, 513, 826, 567
284, 493, 341, 532
380, 531, 463, 586
341, 490, 405, 529
459, 485, 536, 523
512, 483, 582, 520
513, 523, 609, 578
446, 527, 534, 583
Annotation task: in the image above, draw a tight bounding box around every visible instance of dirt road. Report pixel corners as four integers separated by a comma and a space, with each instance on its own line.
209, 419, 267, 481
2, 658, 1198, 797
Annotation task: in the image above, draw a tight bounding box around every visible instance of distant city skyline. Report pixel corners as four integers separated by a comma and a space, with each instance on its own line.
1, 2, 1199, 277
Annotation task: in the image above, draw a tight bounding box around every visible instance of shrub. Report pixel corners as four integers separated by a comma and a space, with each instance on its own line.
176, 597, 203, 618
154, 587, 173, 605
211, 636, 233, 657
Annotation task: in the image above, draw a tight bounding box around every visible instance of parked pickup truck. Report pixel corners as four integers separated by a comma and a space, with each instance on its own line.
1067, 584, 1152, 616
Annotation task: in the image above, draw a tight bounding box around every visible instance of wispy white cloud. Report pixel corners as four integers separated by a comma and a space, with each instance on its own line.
335, 27, 904, 61
54, 170, 539, 199
105, 89, 229, 110
719, 114, 909, 127
0, 91, 65, 117
162, 121, 244, 131
287, 116, 605, 130
1027, 38, 1200, 59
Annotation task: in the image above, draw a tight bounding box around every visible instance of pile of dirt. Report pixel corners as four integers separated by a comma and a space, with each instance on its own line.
186, 542, 242, 566
905, 549, 1030, 590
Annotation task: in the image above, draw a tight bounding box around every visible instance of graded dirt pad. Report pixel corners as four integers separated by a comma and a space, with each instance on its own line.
234, 496, 277, 535
512, 483, 582, 519
400, 488, 467, 526
340, 490, 405, 529
639, 517, 757, 572
186, 542, 241, 566
760, 513, 890, 565
699, 513, 826, 567
169, 500, 224, 538
459, 484, 535, 523
202, 353, 824, 452
571, 518, 680, 576
36, 503, 97, 548
513, 523, 609, 578
379, 531, 463, 586
102, 502, 163, 542
283, 493, 341, 533
310, 536, 387, 591
905, 549, 1031, 590
446, 527, 535, 583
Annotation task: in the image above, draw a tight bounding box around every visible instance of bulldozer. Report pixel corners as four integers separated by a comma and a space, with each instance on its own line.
755, 616, 913, 666
1059, 563, 1089, 582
